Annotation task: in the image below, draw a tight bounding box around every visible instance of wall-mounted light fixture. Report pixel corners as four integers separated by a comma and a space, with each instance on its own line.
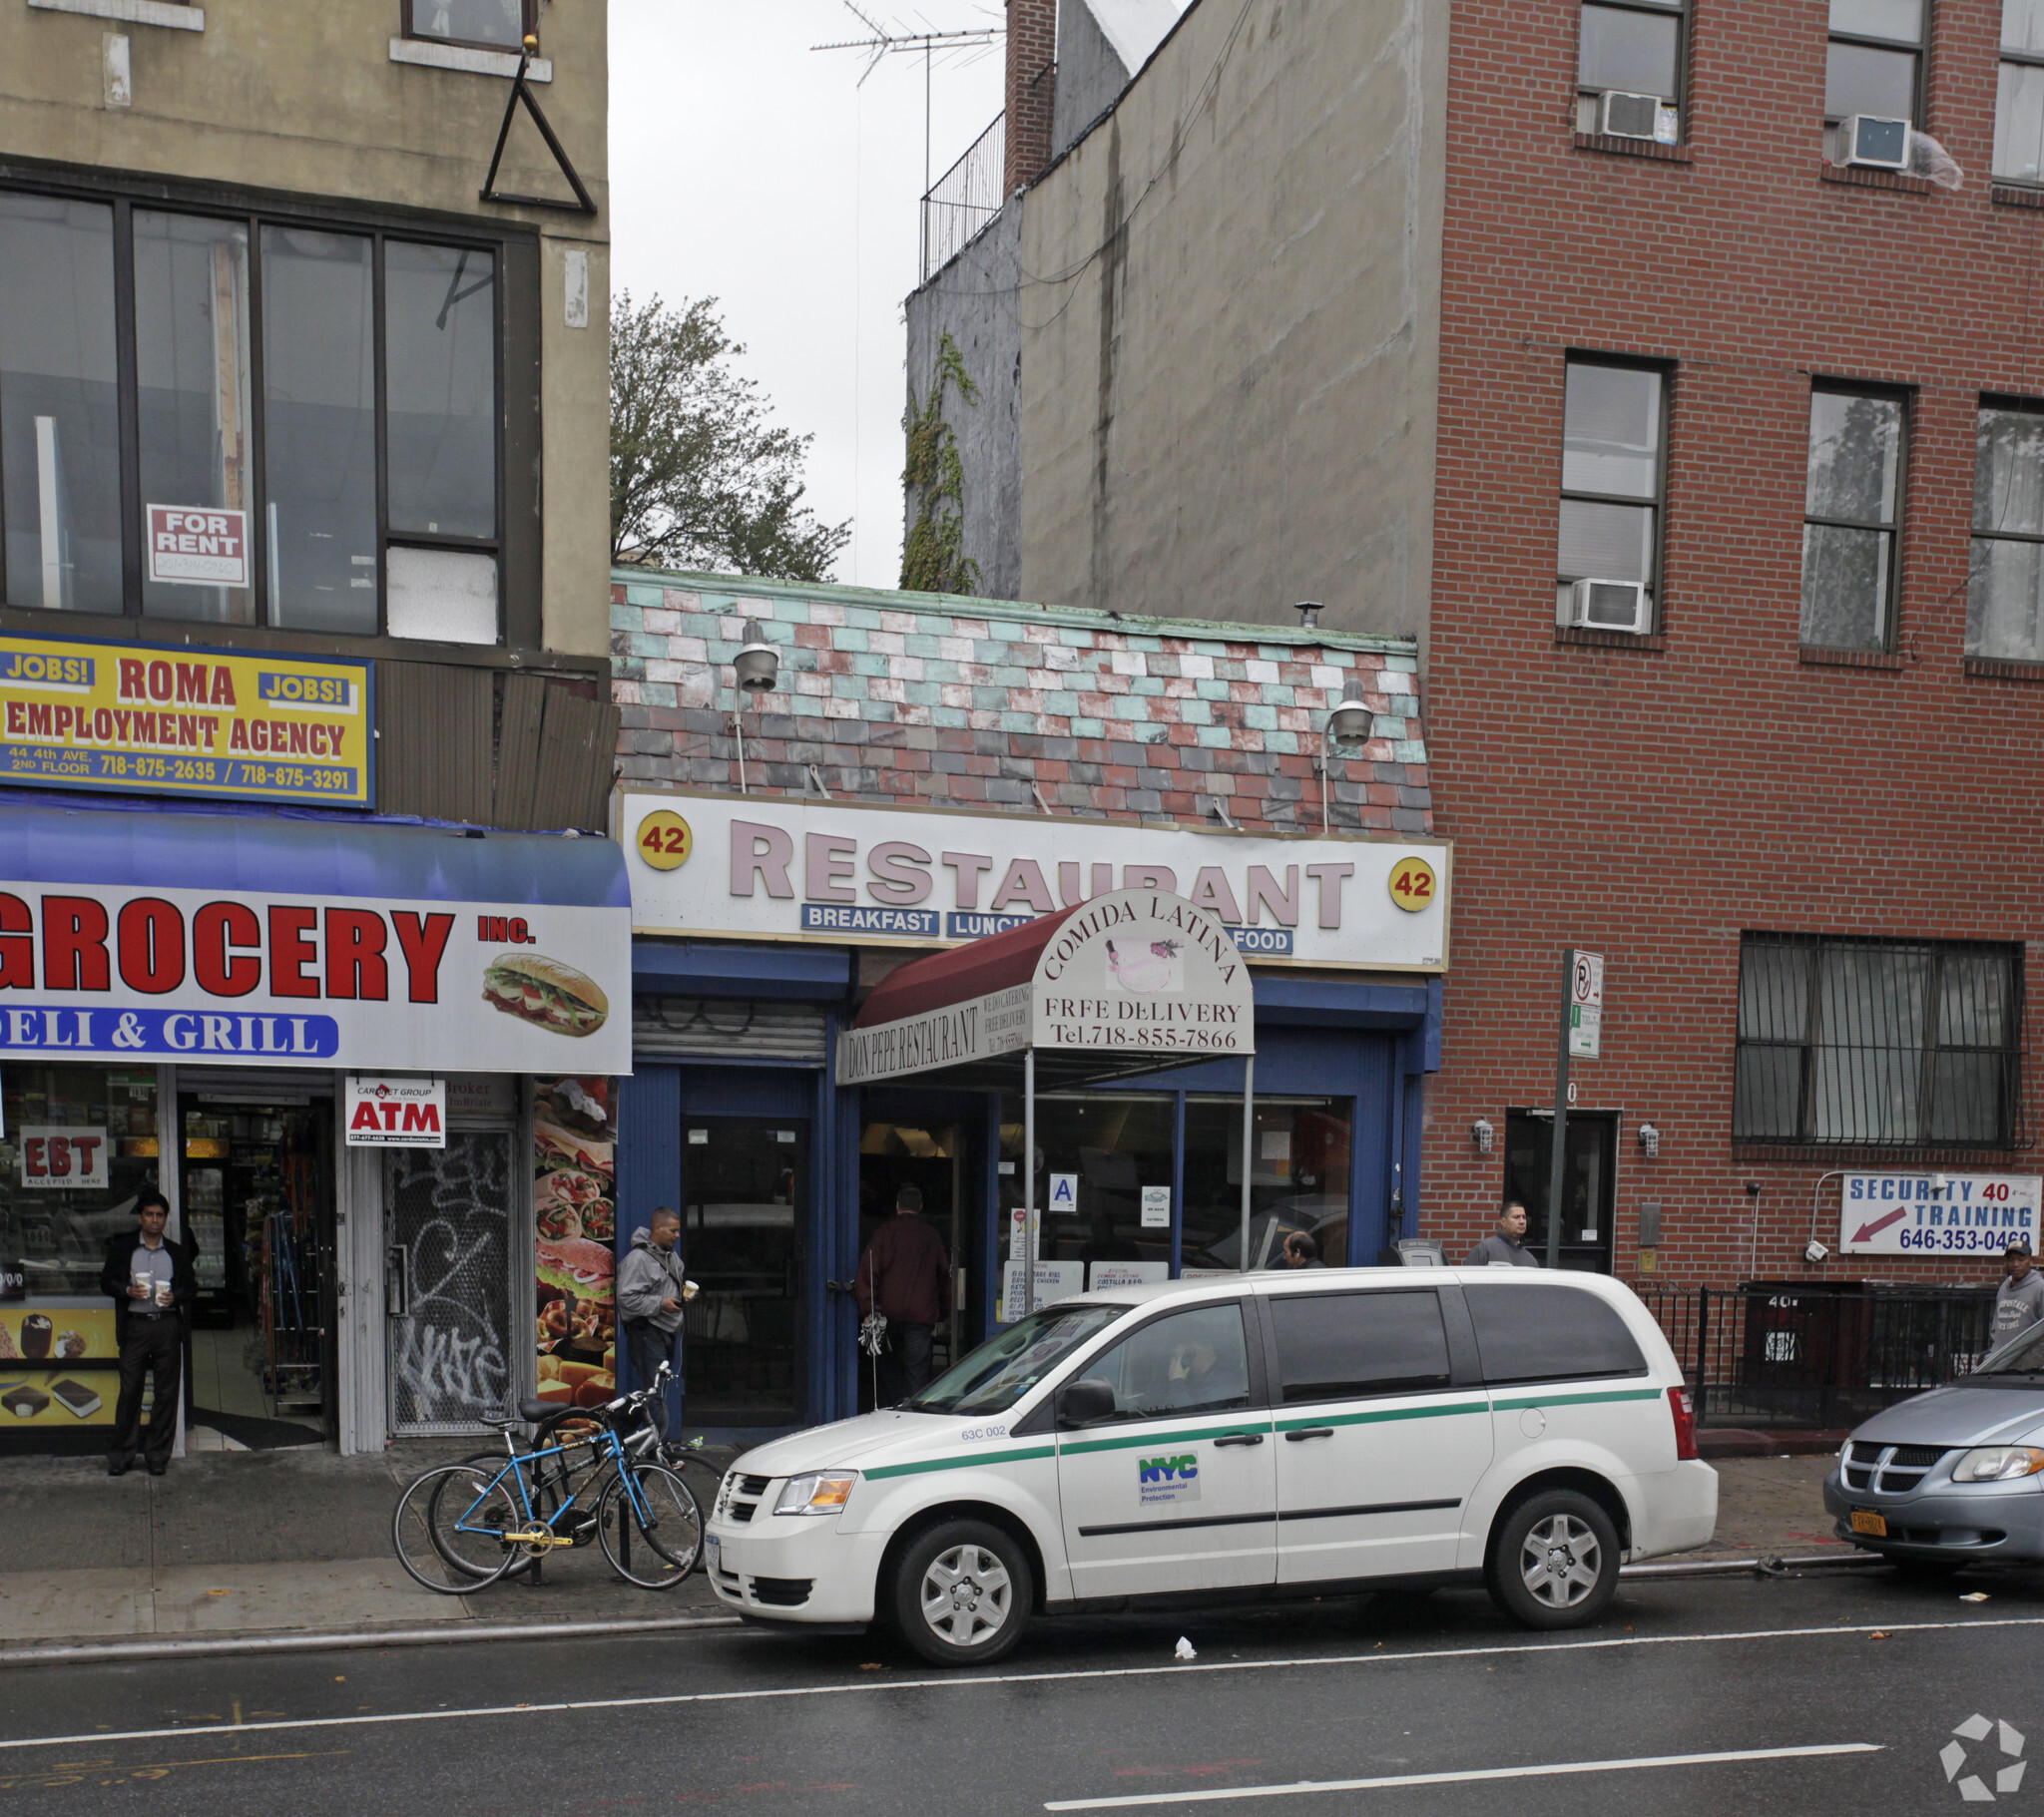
1471, 1118, 1494, 1155
1638, 1122, 1660, 1157
729, 620, 778, 795
1319, 680, 1373, 833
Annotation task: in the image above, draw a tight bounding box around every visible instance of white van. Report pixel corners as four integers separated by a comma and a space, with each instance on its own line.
704, 1269, 1716, 1665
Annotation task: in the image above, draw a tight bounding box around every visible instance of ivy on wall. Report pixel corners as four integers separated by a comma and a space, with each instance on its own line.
900, 332, 982, 596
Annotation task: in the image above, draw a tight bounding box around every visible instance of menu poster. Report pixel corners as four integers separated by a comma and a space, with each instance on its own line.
533, 1078, 617, 1415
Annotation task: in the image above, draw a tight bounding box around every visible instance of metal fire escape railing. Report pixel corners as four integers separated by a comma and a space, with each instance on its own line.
920, 111, 1006, 283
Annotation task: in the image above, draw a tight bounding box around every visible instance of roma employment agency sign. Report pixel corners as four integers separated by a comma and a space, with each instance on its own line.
0, 634, 372, 809
838, 890, 1258, 1085
1840, 1172, 2043, 1257
618, 790, 1451, 972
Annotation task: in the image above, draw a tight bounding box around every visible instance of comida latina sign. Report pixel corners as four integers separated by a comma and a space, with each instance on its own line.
1839, 1172, 2042, 1257
837, 890, 1256, 1085
617, 791, 1450, 972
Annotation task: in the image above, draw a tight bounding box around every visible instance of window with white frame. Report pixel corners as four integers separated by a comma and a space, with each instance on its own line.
1969, 400, 2044, 663
1800, 385, 1906, 652
1996, 1, 2044, 184
1575, 0, 1686, 140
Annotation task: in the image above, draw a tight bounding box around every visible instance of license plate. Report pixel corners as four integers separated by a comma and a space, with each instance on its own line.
707, 1533, 721, 1571
1850, 1510, 1887, 1538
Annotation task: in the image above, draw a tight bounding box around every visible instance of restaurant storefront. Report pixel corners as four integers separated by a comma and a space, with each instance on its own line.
614, 789, 1450, 1442
0, 796, 632, 1456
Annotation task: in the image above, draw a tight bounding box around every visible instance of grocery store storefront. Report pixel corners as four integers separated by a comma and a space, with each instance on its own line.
0, 798, 631, 1457
615, 791, 1450, 1442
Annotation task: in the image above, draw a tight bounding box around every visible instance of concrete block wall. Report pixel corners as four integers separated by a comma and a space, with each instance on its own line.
611, 572, 1432, 836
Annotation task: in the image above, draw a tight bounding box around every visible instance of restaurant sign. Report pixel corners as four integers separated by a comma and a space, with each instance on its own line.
620, 791, 1451, 972
838, 890, 1257, 1085
0, 634, 373, 808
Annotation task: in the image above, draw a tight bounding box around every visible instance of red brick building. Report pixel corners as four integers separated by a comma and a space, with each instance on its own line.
1422, 0, 2044, 1287
902, 0, 2044, 1294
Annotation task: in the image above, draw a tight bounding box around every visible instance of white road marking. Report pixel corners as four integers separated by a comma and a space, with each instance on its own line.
1042, 1743, 1885, 1809
0, 1616, 2031, 1755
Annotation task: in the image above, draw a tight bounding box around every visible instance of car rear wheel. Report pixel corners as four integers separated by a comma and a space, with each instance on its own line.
888, 1519, 1033, 1667
1488, 1489, 1622, 1630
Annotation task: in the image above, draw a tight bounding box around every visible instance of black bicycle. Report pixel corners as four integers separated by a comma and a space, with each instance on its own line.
392, 1363, 703, 1592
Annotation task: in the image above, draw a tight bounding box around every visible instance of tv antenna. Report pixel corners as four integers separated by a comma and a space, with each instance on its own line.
812, 3, 1004, 198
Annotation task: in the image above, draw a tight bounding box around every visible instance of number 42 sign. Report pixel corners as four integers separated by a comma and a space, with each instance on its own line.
1568, 951, 1604, 1060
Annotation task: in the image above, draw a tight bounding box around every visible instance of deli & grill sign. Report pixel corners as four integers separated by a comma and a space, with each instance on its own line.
0, 633, 372, 808
0, 885, 631, 1075
621, 791, 1450, 972
839, 889, 1257, 1085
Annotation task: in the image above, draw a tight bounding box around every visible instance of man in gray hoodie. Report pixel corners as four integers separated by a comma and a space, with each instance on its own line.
617, 1206, 689, 1437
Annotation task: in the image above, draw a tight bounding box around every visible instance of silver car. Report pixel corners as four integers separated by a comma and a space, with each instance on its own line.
1824, 1319, 2044, 1573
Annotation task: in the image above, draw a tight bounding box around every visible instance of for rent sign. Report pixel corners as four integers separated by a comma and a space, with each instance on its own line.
0, 884, 631, 1075
147, 506, 250, 588
1839, 1172, 2042, 1257
0, 634, 372, 807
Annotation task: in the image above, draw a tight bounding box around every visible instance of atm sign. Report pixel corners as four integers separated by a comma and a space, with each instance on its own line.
343, 1075, 447, 1148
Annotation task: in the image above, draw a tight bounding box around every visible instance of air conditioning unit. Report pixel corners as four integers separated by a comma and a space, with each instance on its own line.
1598, 89, 1662, 141
1840, 114, 1910, 171
1570, 578, 1651, 634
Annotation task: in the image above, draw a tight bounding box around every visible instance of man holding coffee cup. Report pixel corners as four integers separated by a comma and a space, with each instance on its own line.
97, 1189, 194, 1478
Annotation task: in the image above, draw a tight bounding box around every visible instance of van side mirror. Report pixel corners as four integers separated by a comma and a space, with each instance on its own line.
1056, 1380, 1117, 1428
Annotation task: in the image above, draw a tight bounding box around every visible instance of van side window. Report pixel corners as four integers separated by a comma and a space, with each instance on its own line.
1072, 1303, 1253, 1422
1269, 1290, 1451, 1403
1464, 1283, 1648, 1385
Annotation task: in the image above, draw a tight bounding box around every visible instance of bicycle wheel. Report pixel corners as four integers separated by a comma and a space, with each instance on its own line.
393, 1464, 522, 1594
598, 1461, 703, 1590
442, 1452, 561, 1579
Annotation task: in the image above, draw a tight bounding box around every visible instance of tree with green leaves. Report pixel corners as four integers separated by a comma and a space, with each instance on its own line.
900, 332, 981, 596
610, 291, 847, 583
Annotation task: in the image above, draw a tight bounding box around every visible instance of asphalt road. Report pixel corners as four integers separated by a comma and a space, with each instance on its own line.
1, 1566, 2037, 1815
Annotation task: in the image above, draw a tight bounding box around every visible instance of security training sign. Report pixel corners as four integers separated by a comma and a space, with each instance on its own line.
1840, 1172, 2042, 1256
0, 885, 630, 1075
0, 634, 372, 808
618, 790, 1450, 971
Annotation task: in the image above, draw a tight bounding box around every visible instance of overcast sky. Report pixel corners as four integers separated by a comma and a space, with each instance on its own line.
609, 2, 1007, 589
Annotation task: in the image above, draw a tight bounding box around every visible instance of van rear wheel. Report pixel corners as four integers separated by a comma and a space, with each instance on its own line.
1488, 1489, 1621, 1630
888, 1520, 1033, 1667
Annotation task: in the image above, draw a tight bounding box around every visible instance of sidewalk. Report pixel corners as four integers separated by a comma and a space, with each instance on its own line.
0, 1443, 1854, 1657
0, 1441, 741, 1655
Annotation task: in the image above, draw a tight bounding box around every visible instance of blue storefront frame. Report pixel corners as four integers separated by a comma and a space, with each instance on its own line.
617, 940, 1440, 1443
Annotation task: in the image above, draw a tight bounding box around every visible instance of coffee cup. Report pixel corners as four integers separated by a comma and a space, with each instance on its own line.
154, 1281, 173, 1309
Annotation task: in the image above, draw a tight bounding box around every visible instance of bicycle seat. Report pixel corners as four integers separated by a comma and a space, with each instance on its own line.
517, 1398, 559, 1423
480, 1413, 521, 1431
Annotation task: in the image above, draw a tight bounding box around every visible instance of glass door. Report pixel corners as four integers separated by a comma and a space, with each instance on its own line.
1504, 1111, 1618, 1273
682, 1117, 807, 1428
384, 1132, 515, 1435
856, 1119, 966, 1413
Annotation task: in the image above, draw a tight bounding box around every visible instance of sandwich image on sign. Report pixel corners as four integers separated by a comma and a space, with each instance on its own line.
482, 954, 609, 1039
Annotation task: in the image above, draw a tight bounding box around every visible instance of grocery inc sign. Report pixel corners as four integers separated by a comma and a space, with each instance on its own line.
0, 633, 371, 808
0, 804, 633, 1075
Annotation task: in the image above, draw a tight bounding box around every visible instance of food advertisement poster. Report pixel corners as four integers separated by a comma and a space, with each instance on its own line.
534, 1077, 618, 1413
0, 1307, 118, 1426
0, 633, 372, 807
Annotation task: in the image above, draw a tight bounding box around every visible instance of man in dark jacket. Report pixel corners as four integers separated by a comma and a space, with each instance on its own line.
854, 1185, 951, 1403
616, 1206, 691, 1438
98, 1189, 195, 1477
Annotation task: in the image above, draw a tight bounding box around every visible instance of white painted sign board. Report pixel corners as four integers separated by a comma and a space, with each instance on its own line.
1840, 1172, 2041, 1257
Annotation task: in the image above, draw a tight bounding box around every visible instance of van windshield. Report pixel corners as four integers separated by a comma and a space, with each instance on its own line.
1976, 1321, 2044, 1376
903, 1303, 1129, 1416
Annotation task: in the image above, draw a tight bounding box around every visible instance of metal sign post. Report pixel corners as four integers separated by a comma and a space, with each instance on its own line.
1546, 950, 1604, 1268
1238, 1055, 1256, 1272
1022, 1047, 1037, 1317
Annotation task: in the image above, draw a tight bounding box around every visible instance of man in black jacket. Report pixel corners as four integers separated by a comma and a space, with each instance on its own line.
98, 1189, 194, 1477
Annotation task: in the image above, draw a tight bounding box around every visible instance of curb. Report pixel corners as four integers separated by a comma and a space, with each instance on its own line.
0, 1611, 745, 1671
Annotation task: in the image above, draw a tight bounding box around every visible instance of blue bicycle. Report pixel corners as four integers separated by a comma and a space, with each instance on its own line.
392, 1362, 703, 1592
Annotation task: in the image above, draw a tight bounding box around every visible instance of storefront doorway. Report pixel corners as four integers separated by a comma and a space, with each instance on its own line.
855, 1118, 968, 1412
1504, 1110, 1619, 1272
180, 1088, 335, 1448
681, 1117, 807, 1429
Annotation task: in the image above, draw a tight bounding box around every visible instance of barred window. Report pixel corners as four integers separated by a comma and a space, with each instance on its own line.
1736, 935, 2024, 1149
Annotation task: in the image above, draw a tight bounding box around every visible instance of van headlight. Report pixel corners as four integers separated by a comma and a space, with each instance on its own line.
1952, 1447, 2044, 1483
774, 1472, 857, 1516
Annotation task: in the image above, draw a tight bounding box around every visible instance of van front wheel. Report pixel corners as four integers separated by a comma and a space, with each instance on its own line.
889, 1520, 1033, 1666
1488, 1489, 1621, 1630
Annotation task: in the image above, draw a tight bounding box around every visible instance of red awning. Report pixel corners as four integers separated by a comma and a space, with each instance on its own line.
851, 902, 1084, 1029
